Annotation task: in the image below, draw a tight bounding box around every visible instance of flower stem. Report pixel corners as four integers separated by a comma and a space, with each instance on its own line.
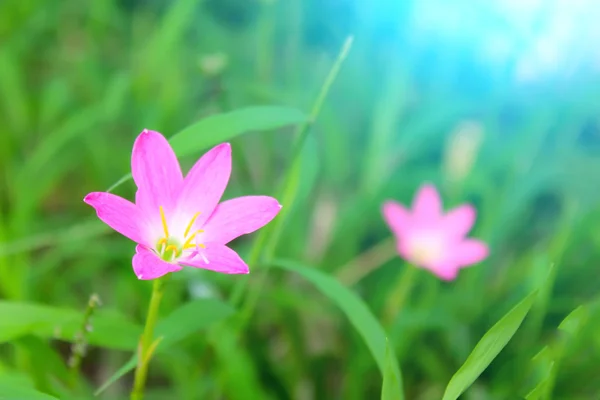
336, 237, 397, 286
131, 276, 167, 400
383, 265, 419, 326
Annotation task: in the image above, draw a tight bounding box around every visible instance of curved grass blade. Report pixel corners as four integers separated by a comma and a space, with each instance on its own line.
381, 338, 403, 400
525, 305, 588, 400
442, 290, 538, 400
272, 258, 404, 399
107, 106, 306, 192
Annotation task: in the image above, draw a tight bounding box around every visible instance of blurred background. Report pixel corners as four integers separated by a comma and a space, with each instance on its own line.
1, 0, 600, 399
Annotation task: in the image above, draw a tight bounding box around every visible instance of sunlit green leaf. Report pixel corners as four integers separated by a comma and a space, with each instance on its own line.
170, 106, 306, 158
557, 305, 587, 335
442, 290, 538, 400
107, 106, 306, 192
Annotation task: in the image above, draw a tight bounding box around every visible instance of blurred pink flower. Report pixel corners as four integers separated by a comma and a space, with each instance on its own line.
382, 184, 488, 280
84, 130, 281, 280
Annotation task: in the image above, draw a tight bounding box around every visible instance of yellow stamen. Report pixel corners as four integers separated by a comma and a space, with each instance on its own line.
184, 212, 201, 237
159, 206, 169, 238
165, 245, 178, 254
157, 238, 168, 246
182, 229, 204, 249
183, 242, 205, 250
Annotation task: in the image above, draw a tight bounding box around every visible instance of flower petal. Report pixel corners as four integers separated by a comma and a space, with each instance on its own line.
84, 192, 149, 245
176, 143, 231, 227
441, 204, 476, 238
179, 244, 249, 274
428, 262, 460, 281
412, 184, 442, 224
453, 239, 489, 267
203, 196, 282, 244
131, 129, 183, 215
132, 245, 182, 280
382, 201, 412, 237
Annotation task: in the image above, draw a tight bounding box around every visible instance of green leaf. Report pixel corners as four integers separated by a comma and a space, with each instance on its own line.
0, 378, 59, 400
154, 298, 235, 348
525, 346, 555, 400
107, 106, 306, 192
442, 290, 538, 400
93, 356, 137, 396
0, 301, 140, 350
381, 339, 402, 400
272, 259, 404, 399
557, 305, 587, 335
170, 106, 306, 158
94, 298, 234, 395
15, 336, 71, 390
525, 304, 589, 400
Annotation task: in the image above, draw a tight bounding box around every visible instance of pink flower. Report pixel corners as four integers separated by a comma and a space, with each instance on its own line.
84, 130, 282, 280
382, 184, 488, 281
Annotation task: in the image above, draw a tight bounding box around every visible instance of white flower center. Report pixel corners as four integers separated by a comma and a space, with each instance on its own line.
155, 206, 205, 262
408, 232, 445, 266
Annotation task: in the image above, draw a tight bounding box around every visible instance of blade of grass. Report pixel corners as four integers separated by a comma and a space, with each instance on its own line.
94, 299, 234, 395
441, 290, 538, 400
230, 35, 355, 311
272, 258, 404, 399
106, 106, 306, 193
381, 339, 403, 400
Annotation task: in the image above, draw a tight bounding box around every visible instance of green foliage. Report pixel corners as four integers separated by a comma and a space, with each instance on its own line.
0, 379, 59, 400
95, 298, 234, 394
108, 106, 306, 192
0, 0, 599, 399
525, 305, 589, 400
381, 339, 403, 400
273, 258, 404, 398
442, 290, 538, 400
0, 301, 140, 350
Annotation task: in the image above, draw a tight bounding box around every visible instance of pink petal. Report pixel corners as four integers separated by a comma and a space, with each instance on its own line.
382, 201, 412, 237
453, 239, 489, 267
131, 129, 183, 215
84, 192, 150, 245
430, 263, 460, 281
179, 244, 249, 274
132, 245, 182, 280
394, 237, 413, 262
203, 196, 282, 244
412, 184, 442, 224
176, 143, 231, 227
441, 204, 476, 238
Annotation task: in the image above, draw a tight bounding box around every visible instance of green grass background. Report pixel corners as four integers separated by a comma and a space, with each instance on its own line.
1, 0, 599, 399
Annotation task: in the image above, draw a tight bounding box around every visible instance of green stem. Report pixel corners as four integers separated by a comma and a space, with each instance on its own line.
234, 37, 355, 324
383, 265, 419, 326
229, 35, 354, 308
131, 276, 167, 400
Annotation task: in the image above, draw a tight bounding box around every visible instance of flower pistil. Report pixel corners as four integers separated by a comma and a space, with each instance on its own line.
156, 206, 205, 262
